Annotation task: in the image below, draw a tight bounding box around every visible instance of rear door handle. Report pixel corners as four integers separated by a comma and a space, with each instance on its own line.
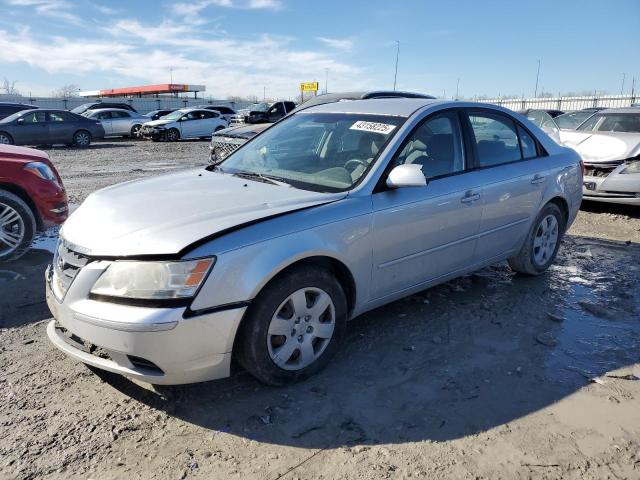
531, 174, 546, 184
461, 192, 480, 204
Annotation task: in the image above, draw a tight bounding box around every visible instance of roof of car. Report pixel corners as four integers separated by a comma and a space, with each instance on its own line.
299, 97, 445, 116
597, 108, 640, 114
88, 108, 133, 113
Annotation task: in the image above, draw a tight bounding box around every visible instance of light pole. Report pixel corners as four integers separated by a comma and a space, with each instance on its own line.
621, 73, 626, 95
325, 68, 329, 94
455, 77, 460, 99
393, 40, 400, 91
169, 67, 174, 84
534, 59, 540, 98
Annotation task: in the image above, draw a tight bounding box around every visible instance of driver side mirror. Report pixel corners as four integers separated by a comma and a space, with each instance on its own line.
16, 118, 24, 125
386, 164, 427, 188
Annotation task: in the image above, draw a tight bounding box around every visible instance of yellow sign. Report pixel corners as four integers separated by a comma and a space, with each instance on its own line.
300, 82, 319, 92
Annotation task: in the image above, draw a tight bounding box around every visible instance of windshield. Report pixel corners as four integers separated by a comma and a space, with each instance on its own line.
71, 104, 91, 114
249, 103, 269, 112
218, 112, 405, 192
578, 113, 640, 133
0, 111, 27, 123
159, 110, 185, 121
554, 111, 594, 129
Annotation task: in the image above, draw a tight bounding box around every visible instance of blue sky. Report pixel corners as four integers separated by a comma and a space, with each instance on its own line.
0, 0, 638, 100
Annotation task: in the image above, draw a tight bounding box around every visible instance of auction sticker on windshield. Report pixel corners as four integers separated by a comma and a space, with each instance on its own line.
350, 121, 396, 134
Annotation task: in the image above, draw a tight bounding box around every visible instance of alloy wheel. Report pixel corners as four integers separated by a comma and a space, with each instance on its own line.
533, 214, 558, 266
0, 202, 25, 257
266, 287, 336, 371
75, 132, 90, 146
0, 133, 12, 145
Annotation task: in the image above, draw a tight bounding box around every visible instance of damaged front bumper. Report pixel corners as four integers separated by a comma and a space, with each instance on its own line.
582, 161, 640, 205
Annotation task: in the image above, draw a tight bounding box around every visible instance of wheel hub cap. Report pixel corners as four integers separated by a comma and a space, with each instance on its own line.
533, 214, 559, 266
0, 202, 25, 256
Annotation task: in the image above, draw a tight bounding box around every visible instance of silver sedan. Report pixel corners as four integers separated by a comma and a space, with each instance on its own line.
83, 108, 148, 138
46, 99, 582, 386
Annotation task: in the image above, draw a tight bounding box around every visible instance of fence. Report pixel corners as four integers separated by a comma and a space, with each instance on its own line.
0, 94, 253, 114
475, 94, 638, 112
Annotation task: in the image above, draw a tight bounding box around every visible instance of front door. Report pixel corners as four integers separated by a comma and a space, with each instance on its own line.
14, 111, 49, 145
371, 111, 483, 300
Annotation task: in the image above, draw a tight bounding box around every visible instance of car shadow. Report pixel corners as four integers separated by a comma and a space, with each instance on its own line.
89, 234, 640, 448
581, 200, 640, 219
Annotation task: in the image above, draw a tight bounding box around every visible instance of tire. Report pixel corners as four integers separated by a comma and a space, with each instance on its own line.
130, 124, 142, 138
508, 202, 565, 275
0, 190, 37, 262
0, 132, 14, 145
236, 265, 347, 386
73, 130, 92, 147
165, 128, 180, 142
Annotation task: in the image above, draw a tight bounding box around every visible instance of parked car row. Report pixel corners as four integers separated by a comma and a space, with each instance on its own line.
524, 107, 640, 205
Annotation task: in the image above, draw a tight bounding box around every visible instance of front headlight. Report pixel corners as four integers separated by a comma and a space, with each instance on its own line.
24, 162, 61, 187
621, 160, 640, 174
90, 258, 215, 301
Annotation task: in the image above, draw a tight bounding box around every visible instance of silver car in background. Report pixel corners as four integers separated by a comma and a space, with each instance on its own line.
559, 108, 640, 205
46, 99, 582, 386
82, 108, 148, 138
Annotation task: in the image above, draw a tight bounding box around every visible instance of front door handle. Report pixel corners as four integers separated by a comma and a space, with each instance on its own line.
461, 192, 480, 204
531, 174, 546, 184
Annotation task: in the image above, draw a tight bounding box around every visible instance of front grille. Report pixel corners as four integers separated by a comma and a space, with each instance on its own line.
52, 240, 90, 299
584, 160, 623, 178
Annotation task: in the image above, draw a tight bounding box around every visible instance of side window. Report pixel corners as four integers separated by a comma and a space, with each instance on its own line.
467, 112, 521, 167
22, 111, 47, 123
396, 112, 465, 179
48, 112, 70, 122
517, 125, 537, 159
201, 111, 217, 119
112, 111, 130, 118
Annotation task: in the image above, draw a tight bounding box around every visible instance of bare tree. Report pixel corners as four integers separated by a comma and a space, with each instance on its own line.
2, 78, 20, 95
51, 84, 81, 98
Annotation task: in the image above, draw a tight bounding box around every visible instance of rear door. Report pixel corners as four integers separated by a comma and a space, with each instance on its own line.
371, 110, 484, 299
109, 111, 132, 136
463, 109, 548, 261
47, 111, 76, 143
13, 111, 49, 145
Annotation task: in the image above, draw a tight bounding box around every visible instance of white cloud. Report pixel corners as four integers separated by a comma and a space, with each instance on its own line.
171, 0, 281, 22
5, 0, 82, 25
0, 23, 365, 99
316, 36, 354, 51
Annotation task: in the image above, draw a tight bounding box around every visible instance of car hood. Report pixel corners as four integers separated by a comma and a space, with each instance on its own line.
559, 131, 640, 163
214, 123, 271, 139
143, 119, 174, 127
0, 144, 50, 164
61, 168, 346, 257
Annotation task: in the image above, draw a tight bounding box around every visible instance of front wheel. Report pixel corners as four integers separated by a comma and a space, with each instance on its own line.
165, 128, 180, 142
508, 203, 565, 275
236, 266, 347, 386
0, 132, 14, 145
130, 124, 142, 138
0, 190, 36, 262
73, 130, 91, 147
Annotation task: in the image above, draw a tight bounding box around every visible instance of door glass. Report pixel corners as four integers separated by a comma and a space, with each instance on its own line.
22, 112, 46, 123
517, 125, 537, 159
48, 112, 70, 122
468, 113, 521, 167
395, 113, 465, 179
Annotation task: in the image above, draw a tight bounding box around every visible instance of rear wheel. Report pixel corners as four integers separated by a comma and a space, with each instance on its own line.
73, 130, 91, 147
165, 128, 180, 142
0, 132, 13, 145
236, 266, 347, 386
508, 203, 565, 275
0, 190, 36, 262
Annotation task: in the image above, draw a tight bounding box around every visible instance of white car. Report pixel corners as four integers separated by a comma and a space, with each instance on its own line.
140, 108, 228, 141
82, 108, 148, 138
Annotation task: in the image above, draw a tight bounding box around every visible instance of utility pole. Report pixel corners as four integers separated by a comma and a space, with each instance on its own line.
621, 73, 626, 95
324, 68, 329, 94
169, 67, 174, 84
534, 59, 540, 98
455, 78, 460, 99
263, 86, 266, 102
393, 40, 400, 91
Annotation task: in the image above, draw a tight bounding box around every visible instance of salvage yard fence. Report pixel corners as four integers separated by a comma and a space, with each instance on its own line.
0, 94, 252, 114
475, 94, 638, 112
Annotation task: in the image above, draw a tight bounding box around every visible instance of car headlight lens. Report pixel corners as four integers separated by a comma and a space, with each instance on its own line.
90, 258, 215, 300
24, 162, 61, 187
621, 160, 640, 174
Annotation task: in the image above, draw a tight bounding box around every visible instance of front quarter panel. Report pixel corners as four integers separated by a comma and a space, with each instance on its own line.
188, 197, 373, 315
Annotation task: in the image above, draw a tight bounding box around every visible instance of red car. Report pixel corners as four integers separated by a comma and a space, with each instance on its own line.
0, 145, 68, 261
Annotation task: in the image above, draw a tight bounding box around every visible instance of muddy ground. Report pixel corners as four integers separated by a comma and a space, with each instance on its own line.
1, 139, 639, 480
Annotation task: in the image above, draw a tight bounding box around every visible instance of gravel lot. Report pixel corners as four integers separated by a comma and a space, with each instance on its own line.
1, 139, 639, 480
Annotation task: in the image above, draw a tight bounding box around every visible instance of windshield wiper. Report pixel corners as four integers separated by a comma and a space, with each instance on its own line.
232, 171, 291, 187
